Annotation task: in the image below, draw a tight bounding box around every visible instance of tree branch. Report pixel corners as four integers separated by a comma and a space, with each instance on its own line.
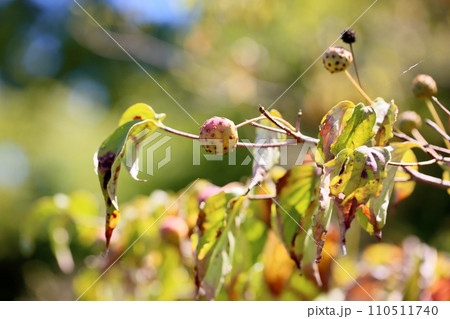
251, 122, 287, 134
431, 96, 450, 117
403, 166, 450, 189
388, 159, 437, 167
162, 126, 199, 139
237, 140, 297, 148
393, 132, 450, 156
259, 105, 319, 145
247, 194, 275, 200
425, 119, 450, 141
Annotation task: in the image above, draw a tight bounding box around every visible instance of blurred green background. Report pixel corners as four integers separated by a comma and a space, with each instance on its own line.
0, 0, 449, 300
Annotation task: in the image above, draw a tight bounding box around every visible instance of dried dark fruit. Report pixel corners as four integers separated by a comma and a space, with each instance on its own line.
341, 29, 357, 44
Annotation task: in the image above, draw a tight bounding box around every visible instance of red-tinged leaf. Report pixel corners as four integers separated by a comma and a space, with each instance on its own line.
318, 101, 355, 163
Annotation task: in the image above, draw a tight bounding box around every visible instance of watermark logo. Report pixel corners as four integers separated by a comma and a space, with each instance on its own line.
193, 138, 320, 167
125, 129, 321, 176
125, 128, 171, 176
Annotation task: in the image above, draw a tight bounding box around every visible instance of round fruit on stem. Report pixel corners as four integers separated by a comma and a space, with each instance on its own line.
199, 117, 239, 155
397, 111, 422, 135
412, 74, 437, 99
322, 46, 353, 74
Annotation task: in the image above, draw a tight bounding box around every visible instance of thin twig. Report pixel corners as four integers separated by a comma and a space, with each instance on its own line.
161, 126, 199, 139
388, 159, 436, 167
251, 122, 287, 134
247, 194, 275, 200
237, 140, 297, 148
296, 110, 302, 132
425, 99, 450, 149
235, 116, 267, 128
259, 105, 297, 137
236, 115, 295, 129
403, 166, 450, 189
394, 177, 411, 183
431, 96, 450, 117
393, 131, 450, 155
411, 128, 442, 160
259, 105, 319, 145
425, 119, 450, 141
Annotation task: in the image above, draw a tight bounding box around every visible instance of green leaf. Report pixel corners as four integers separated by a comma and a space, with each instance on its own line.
330, 103, 376, 155
95, 104, 166, 249
318, 101, 355, 163
372, 98, 398, 146
275, 164, 321, 268
327, 146, 390, 205
193, 187, 244, 299
326, 146, 391, 252
357, 142, 422, 239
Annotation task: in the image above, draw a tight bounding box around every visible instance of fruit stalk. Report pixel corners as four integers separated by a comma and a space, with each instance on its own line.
344, 70, 373, 105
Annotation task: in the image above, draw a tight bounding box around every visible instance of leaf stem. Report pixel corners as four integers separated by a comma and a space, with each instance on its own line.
344, 70, 373, 105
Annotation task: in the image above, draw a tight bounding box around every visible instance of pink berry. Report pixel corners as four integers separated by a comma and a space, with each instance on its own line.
199, 117, 239, 155
159, 216, 189, 245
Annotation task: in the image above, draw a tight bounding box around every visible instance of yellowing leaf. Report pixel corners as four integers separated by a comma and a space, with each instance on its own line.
443, 169, 450, 196
372, 98, 398, 146
357, 142, 422, 239
263, 231, 295, 296
118, 103, 166, 126
394, 149, 418, 204
95, 104, 167, 249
